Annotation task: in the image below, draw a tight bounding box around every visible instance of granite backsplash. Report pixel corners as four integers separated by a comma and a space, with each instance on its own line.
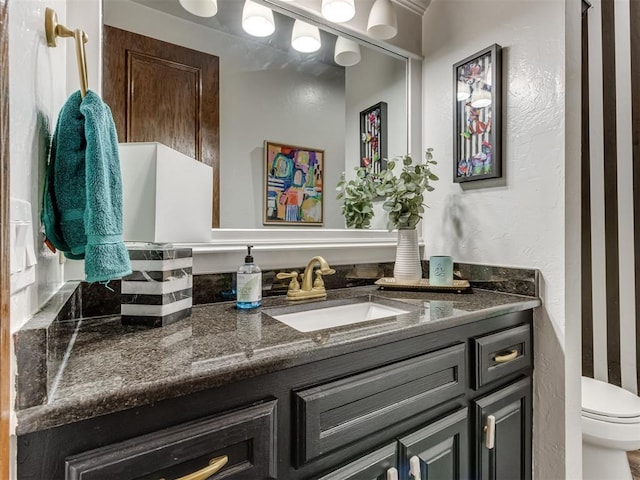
74, 261, 538, 320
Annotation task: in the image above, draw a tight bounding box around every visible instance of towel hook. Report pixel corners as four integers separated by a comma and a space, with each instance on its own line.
45, 7, 89, 98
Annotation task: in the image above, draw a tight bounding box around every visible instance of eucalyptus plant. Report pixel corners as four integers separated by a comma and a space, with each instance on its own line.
337, 149, 438, 230
336, 163, 378, 229
376, 149, 438, 230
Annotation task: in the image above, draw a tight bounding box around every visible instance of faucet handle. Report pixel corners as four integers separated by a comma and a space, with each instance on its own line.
313, 269, 335, 289
276, 271, 300, 292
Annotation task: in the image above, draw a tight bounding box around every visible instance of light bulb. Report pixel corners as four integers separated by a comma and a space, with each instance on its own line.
292, 20, 321, 53
457, 81, 471, 101
178, 0, 218, 17
334, 37, 361, 66
470, 87, 491, 108
242, 0, 275, 37
367, 0, 397, 40
322, 0, 356, 23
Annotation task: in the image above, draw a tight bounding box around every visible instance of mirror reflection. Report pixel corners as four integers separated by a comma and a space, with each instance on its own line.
103, 0, 408, 229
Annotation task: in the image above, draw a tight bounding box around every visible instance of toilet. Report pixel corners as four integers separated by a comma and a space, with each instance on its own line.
582, 376, 640, 480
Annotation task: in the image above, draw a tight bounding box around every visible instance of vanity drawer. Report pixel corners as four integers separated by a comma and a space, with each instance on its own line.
473, 323, 531, 389
292, 343, 466, 466
65, 400, 277, 480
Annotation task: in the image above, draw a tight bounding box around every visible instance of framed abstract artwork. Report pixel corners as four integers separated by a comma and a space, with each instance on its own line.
360, 102, 387, 174
263, 141, 324, 226
453, 44, 502, 182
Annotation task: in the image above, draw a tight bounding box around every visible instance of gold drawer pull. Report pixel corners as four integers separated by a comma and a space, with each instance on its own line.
166, 455, 229, 480
483, 415, 496, 449
493, 349, 518, 363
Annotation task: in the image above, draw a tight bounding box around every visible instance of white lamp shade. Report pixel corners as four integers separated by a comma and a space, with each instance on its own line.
457, 81, 471, 101
470, 88, 491, 108
291, 20, 321, 53
242, 0, 275, 37
485, 65, 493, 86
334, 37, 361, 66
178, 0, 218, 17
367, 0, 397, 40
322, 0, 356, 23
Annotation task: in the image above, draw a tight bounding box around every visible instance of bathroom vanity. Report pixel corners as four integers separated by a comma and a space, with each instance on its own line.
15, 286, 538, 479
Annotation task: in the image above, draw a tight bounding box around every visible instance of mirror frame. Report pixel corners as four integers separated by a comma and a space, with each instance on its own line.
65, 0, 424, 275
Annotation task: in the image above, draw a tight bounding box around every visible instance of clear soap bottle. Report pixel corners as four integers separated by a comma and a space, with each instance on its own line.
236, 245, 262, 309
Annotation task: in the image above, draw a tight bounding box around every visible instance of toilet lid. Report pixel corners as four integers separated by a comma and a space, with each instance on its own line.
582, 376, 640, 421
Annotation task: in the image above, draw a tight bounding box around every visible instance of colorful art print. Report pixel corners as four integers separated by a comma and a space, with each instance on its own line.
453, 44, 502, 183
360, 102, 387, 174
264, 141, 324, 226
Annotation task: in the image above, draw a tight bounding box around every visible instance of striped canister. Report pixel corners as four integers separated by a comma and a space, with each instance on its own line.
121, 245, 193, 327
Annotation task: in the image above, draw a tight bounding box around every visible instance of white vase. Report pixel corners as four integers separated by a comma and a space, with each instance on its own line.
393, 228, 422, 283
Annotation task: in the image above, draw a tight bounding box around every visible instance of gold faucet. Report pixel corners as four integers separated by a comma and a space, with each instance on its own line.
276, 256, 336, 301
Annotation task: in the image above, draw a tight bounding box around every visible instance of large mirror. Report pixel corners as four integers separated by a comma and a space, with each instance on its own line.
102, 0, 409, 230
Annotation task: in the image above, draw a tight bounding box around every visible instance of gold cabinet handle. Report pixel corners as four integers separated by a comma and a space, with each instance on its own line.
165, 455, 228, 480
483, 415, 496, 449
493, 349, 518, 363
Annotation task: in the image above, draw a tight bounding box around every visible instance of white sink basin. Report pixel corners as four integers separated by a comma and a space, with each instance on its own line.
268, 298, 413, 332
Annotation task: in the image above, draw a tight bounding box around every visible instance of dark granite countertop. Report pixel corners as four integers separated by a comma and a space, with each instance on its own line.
16, 285, 540, 435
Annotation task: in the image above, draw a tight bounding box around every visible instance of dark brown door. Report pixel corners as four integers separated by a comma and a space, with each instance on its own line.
103, 25, 220, 227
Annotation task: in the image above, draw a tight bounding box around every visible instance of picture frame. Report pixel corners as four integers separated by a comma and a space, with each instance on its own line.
263, 141, 324, 226
453, 44, 502, 183
360, 101, 387, 174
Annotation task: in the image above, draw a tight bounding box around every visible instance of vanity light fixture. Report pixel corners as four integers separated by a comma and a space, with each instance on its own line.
457, 81, 471, 101
334, 37, 361, 66
470, 86, 491, 108
291, 20, 321, 53
366, 0, 397, 40
321, 0, 356, 23
178, 0, 218, 17
242, 0, 275, 37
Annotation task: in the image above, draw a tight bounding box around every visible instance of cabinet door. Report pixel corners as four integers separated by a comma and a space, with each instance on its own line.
474, 377, 531, 480
318, 442, 398, 480
64, 401, 277, 480
398, 408, 468, 480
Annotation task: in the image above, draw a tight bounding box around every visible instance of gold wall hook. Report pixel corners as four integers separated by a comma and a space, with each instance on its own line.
45, 8, 87, 47
44, 8, 89, 98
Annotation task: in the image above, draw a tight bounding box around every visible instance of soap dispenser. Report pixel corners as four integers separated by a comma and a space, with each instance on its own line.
236, 245, 262, 309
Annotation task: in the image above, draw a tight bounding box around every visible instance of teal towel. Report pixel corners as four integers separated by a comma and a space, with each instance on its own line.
43, 90, 132, 283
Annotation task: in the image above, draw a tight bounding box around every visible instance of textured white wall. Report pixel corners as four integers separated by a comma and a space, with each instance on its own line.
8, 0, 70, 476
8, 0, 67, 331
422, 0, 579, 478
